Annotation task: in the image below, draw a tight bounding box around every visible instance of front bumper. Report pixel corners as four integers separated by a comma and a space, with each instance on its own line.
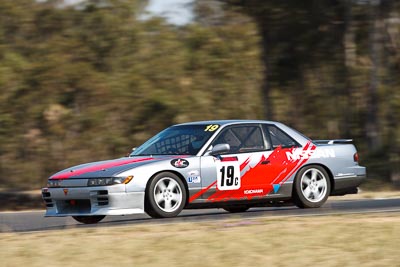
42, 185, 145, 216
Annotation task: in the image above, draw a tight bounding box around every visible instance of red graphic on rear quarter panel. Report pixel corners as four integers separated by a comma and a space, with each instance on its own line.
207, 142, 316, 201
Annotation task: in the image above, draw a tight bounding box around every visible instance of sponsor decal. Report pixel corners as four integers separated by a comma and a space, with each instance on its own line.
171, 158, 189, 168
63, 189, 69, 196
188, 176, 201, 183
187, 170, 201, 183
244, 189, 263, 195
286, 148, 335, 161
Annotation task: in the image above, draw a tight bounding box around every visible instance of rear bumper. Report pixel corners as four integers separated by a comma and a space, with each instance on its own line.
42, 185, 145, 216
331, 165, 366, 195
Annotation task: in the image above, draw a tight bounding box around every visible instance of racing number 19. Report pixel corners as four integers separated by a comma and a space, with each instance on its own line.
220, 166, 238, 187
204, 124, 219, 132
217, 162, 240, 191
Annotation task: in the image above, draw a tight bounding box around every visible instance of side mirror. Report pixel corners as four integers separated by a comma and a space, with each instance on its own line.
210, 143, 230, 156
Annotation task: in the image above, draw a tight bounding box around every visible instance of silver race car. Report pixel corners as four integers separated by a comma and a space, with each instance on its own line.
42, 120, 366, 223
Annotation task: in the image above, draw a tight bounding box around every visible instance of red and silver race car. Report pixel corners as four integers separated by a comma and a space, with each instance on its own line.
42, 120, 366, 224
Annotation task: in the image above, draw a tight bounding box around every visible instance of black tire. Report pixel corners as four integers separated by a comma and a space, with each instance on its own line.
223, 205, 250, 213
293, 165, 331, 208
145, 172, 187, 218
72, 215, 106, 224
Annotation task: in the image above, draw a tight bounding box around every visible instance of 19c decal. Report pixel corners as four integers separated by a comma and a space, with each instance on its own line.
216, 161, 240, 190
220, 166, 239, 187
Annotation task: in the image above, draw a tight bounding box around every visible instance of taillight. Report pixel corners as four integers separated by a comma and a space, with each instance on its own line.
353, 153, 359, 162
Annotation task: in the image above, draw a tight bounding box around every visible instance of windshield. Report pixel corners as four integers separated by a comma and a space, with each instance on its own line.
130, 124, 219, 156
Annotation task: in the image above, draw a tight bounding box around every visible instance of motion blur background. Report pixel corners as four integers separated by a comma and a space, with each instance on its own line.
0, 0, 399, 190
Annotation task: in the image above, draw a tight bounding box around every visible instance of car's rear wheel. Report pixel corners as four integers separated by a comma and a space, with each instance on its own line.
72, 215, 106, 224
145, 172, 186, 218
293, 165, 331, 208
223, 205, 250, 213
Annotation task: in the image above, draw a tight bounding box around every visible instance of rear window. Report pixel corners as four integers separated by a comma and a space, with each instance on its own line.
263, 125, 299, 148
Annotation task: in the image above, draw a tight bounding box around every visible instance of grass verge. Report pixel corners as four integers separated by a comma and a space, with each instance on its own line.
1, 213, 399, 267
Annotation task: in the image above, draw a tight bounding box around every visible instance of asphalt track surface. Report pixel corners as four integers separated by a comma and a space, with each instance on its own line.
1, 198, 399, 233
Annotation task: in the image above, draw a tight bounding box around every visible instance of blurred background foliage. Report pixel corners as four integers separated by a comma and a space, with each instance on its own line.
0, 0, 399, 189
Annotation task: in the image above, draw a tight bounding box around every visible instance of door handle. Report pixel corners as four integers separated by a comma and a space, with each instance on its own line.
261, 160, 270, 165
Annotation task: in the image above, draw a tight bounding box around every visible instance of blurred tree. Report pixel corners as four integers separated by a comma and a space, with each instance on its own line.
0, 0, 399, 188
0, 0, 263, 188
223, 0, 400, 185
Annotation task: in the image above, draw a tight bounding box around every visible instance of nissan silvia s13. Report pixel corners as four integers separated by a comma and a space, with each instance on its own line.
42, 120, 366, 224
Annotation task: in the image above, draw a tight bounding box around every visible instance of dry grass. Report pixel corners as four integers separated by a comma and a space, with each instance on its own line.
1, 213, 399, 267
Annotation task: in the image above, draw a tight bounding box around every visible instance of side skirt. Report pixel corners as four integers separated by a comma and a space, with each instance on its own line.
185, 197, 293, 209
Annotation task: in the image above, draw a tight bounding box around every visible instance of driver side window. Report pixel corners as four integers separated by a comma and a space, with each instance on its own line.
211, 125, 265, 153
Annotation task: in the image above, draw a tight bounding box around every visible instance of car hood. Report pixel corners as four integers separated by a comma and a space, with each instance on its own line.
49, 156, 183, 179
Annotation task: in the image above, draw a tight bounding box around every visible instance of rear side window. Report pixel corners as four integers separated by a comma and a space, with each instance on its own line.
264, 125, 299, 148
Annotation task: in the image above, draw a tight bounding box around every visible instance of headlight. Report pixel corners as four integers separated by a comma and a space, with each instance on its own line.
47, 180, 61, 188
87, 176, 133, 186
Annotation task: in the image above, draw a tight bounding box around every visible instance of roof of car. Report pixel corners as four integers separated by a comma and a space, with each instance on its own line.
176, 120, 277, 126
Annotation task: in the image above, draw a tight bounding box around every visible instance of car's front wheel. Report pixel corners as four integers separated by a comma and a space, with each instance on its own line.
293, 165, 331, 208
145, 172, 186, 218
72, 215, 106, 224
